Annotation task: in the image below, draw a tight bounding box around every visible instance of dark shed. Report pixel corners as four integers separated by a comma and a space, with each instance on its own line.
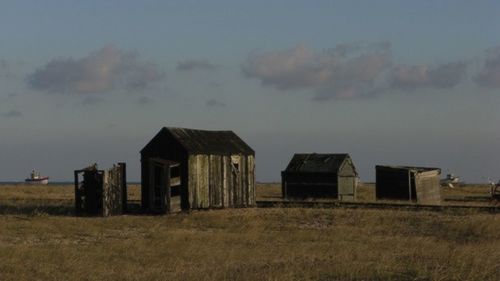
141, 127, 255, 213
375, 165, 441, 204
281, 153, 358, 200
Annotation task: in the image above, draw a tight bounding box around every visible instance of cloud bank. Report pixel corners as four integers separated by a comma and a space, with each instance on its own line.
474, 47, 500, 88
242, 43, 482, 100
390, 62, 467, 90
242, 44, 391, 100
27, 46, 165, 94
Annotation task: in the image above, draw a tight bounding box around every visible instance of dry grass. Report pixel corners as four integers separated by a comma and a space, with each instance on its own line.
0, 183, 499, 281
256, 182, 495, 205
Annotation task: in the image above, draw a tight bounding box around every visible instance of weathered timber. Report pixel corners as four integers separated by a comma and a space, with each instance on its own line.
141, 127, 255, 213
74, 163, 127, 216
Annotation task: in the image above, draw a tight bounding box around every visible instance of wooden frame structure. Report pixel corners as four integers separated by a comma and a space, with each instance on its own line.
281, 153, 358, 201
141, 127, 255, 214
74, 163, 127, 216
375, 165, 441, 204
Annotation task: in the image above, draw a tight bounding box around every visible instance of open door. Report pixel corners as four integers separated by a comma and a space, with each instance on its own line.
148, 158, 171, 214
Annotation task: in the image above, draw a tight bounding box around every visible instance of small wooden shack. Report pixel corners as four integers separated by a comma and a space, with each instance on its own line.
375, 165, 441, 204
74, 163, 127, 216
141, 127, 255, 213
281, 153, 358, 200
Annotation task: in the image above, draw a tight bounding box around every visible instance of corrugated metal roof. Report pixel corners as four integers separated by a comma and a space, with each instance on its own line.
284, 153, 350, 173
165, 127, 254, 155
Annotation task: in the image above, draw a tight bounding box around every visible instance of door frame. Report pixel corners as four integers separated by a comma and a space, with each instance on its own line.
148, 158, 173, 214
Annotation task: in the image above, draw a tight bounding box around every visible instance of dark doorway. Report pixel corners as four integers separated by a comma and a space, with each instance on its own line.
148, 158, 182, 214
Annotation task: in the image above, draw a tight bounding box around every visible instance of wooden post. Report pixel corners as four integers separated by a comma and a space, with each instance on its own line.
119, 162, 127, 213
102, 170, 109, 216
165, 164, 171, 213
408, 170, 413, 202
74, 171, 81, 216
148, 159, 155, 213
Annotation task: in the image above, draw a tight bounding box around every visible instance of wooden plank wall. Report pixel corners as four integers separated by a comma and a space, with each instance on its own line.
209, 155, 223, 207
188, 154, 255, 209
102, 165, 124, 216
189, 155, 210, 209
75, 164, 126, 216
223, 156, 232, 207
415, 172, 441, 204
247, 156, 256, 206
338, 160, 357, 200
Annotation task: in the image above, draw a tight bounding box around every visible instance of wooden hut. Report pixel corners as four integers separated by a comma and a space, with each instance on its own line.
281, 153, 358, 200
141, 127, 255, 213
375, 165, 441, 204
74, 163, 127, 216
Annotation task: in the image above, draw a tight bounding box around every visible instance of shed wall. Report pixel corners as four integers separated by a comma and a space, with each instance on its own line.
338, 161, 357, 200
415, 171, 441, 204
376, 166, 441, 203
282, 172, 339, 198
188, 154, 255, 209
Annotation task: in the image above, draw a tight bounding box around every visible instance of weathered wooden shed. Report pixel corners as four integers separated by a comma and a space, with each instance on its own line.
141, 127, 255, 213
375, 165, 441, 204
281, 153, 358, 200
74, 163, 127, 216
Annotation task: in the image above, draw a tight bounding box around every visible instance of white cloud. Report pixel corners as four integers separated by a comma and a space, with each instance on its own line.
242, 44, 391, 100
27, 46, 165, 94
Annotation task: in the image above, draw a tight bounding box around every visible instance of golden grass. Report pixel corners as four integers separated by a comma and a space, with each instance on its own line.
256, 182, 494, 205
0, 183, 498, 281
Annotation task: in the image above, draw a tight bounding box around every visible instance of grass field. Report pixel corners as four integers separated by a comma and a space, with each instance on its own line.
0, 183, 499, 280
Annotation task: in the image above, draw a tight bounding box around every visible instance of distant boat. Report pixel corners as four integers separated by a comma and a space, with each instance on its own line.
25, 170, 49, 185
440, 173, 461, 188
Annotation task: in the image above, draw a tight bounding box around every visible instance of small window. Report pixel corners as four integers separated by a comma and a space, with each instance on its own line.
231, 155, 240, 173
232, 162, 239, 173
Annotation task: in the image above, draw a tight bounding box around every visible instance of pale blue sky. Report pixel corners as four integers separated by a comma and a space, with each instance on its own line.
1, 1, 499, 182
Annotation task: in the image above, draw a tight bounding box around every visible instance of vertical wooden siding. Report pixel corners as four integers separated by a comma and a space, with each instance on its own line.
188, 154, 255, 209
247, 156, 256, 206
209, 155, 223, 207
415, 172, 441, 204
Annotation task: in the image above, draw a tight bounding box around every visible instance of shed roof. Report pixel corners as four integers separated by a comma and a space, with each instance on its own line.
142, 127, 254, 155
376, 165, 441, 174
284, 153, 353, 173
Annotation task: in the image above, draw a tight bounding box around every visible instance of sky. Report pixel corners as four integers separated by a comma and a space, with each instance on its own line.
1, 0, 499, 183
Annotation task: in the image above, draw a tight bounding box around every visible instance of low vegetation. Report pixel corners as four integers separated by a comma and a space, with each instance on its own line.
0, 183, 498, 281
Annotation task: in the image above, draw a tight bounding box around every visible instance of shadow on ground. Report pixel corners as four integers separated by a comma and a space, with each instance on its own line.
0, 202, 75, 216
0, 200, 146, 217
